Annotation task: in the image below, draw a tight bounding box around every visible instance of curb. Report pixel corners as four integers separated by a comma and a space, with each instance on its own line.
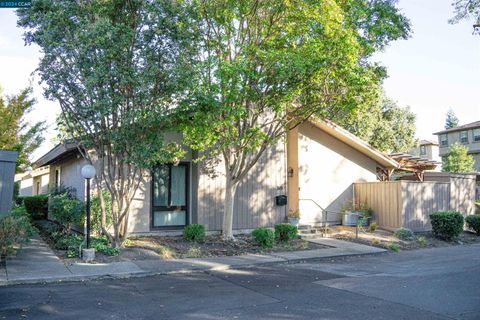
0, 249, 387, 287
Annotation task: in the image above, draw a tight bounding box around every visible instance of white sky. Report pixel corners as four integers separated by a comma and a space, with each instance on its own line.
1, 0, 479, 162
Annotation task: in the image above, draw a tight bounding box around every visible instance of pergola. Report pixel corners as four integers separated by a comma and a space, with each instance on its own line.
386, 153, 440, 181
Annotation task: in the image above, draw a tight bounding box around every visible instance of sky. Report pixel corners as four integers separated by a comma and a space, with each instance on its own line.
0, 0, 479, 162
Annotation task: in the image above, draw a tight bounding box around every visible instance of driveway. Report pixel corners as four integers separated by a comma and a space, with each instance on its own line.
1, 244, 479, 319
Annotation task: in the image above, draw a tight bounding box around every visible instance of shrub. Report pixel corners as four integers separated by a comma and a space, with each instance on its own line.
10, 206, 28, 218
0, 215, 35, 257
394, 227, 414, 241
252, 227, 275, 248
417, 236, 428, 247
430, 211, 464, 241
49, 193, 85, 232
183, 224, 205, 242
274, 223, 298, 242
23, 195, 48, 220
91, 236, 120, 256
91, 191, 112, 235
466, 215, 480, 235
369, 221, 377, 232
388, 242, 400, 252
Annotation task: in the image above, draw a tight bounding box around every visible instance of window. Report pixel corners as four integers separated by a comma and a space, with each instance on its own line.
420, 145, 426, 156
440, 134, 448, 147
36, 181, 41, 195
460, 131, 468, 143
55, 169, 61, 187
474, 129, 480, 142
151, 164, 188, 228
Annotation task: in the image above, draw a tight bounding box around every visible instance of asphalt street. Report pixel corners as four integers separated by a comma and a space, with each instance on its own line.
1, 244, 479, 320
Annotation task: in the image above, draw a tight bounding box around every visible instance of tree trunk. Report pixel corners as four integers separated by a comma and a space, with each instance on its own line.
223, 175, 238, 240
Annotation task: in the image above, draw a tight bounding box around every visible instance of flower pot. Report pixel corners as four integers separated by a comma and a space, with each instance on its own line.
288, 218, 299, 226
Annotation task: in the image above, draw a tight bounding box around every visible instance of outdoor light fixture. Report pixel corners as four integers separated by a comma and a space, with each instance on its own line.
288, 167, 294, 177
81, 164, 96, 249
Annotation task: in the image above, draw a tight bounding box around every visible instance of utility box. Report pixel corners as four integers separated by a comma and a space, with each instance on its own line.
0, 150, 18, 217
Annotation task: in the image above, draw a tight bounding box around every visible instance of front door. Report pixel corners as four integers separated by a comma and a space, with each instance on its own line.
151, 163, 189, 229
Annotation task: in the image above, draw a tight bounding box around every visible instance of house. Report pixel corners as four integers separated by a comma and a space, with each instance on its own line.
408, 140, 441, 170
15, 166, 51, 196
32, 120, 399, 234
434, 120, 480, 171
0, 150, 18, 216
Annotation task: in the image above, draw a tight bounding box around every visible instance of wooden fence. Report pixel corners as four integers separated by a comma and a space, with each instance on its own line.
354, 175, 476, 232
0, 150, 18, 217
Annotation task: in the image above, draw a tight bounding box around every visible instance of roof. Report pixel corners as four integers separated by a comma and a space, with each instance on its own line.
419, 139, 438, 146
389, 153, 440, 172
33, 141, 79, 168
434, 120, 480, 135
308, 119, 400, 169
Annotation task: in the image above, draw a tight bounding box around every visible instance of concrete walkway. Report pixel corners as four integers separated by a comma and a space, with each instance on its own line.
0, 236, 385, 286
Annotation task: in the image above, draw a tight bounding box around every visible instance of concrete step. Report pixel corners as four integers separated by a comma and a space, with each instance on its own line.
298, 233, 325, 240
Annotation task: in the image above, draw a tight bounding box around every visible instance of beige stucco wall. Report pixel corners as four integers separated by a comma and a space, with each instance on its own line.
297, 122, 378, 225
19, 177, 33, 196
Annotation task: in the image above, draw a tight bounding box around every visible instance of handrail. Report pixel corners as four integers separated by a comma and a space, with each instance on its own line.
299, 198, 341, 214
298, 198, 341, 229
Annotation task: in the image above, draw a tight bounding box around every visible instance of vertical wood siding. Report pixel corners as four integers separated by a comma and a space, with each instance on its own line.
355, 178, 474, 232
197, 141, 287, 231
0, 151, 18, 216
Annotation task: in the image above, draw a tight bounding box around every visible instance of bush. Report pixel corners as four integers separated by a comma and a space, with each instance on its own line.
388, 242, 400, 252
0, 215, 35, 257
394, 227, 415, 241
430, 211, 464, 241
274, 224, 298, 242
369, 221, 377, 232
91, 191, 112, 235
49, 193, 85, 232
23, 195, 49, 220
183, 224, 205, 242
466, 215, 480, 235
252, 228, 275, 248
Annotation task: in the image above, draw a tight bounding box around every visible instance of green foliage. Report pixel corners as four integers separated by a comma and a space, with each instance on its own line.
394, 227, 415, 241
91, 191, 112, 235
17, 1, 195, 246
49, 184, 76, 198
49, 193, 85, 232
0, 214, 35, 256
430, 211, 464, 241
251, 228, 275, 248
442, 143, 475, 173
23, 195, 48, 220
339, 96, 417, 153
450, 0, 480, 24
465, 215, 480, 235
274, 224, 298, 243
183, 224, 205, 243
417, 236, 428, 247
444, 109, 459, 129
388, 242, 400, 252
369, 221, 378, 232
0, 86, 47, 172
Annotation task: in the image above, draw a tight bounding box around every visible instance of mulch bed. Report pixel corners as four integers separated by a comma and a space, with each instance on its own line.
327, 226, 480, 251
125, 234, 327, 259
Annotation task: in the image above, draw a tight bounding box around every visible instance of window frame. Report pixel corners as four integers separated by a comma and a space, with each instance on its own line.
473, 129, 480, 142
419, 145, 426, 156
150, 162, 189, 230
459, 130, 469, 144
440, 134, 448, 147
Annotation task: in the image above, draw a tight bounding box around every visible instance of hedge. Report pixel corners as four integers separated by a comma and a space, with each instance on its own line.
430, 211, 464, 241
23, 195, 49, 220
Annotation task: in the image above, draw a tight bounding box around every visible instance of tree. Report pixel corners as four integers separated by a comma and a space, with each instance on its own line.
0, 86, 46, 172
338, 95, 417, 153
18, 0, 194, 247
445, 108, 459, 129
450, 0, 480, 24
442, 142, 475, 173
181, 0, 411, 239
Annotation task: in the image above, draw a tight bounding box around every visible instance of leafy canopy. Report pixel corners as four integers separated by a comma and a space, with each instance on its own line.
0, 86, 46, 172
338, 95, 417, 153
442, 142, 475, 173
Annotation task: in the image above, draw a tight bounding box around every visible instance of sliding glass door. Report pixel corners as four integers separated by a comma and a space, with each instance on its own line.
151, 163, 188, 228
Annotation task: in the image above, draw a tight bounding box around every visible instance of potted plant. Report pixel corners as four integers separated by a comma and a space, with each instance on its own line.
287, 209, 300, 226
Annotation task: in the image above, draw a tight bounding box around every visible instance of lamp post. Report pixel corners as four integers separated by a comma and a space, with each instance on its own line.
81, 164, 96, 249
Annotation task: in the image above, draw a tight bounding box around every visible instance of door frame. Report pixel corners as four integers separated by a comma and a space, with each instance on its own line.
150, 162, 190, 230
